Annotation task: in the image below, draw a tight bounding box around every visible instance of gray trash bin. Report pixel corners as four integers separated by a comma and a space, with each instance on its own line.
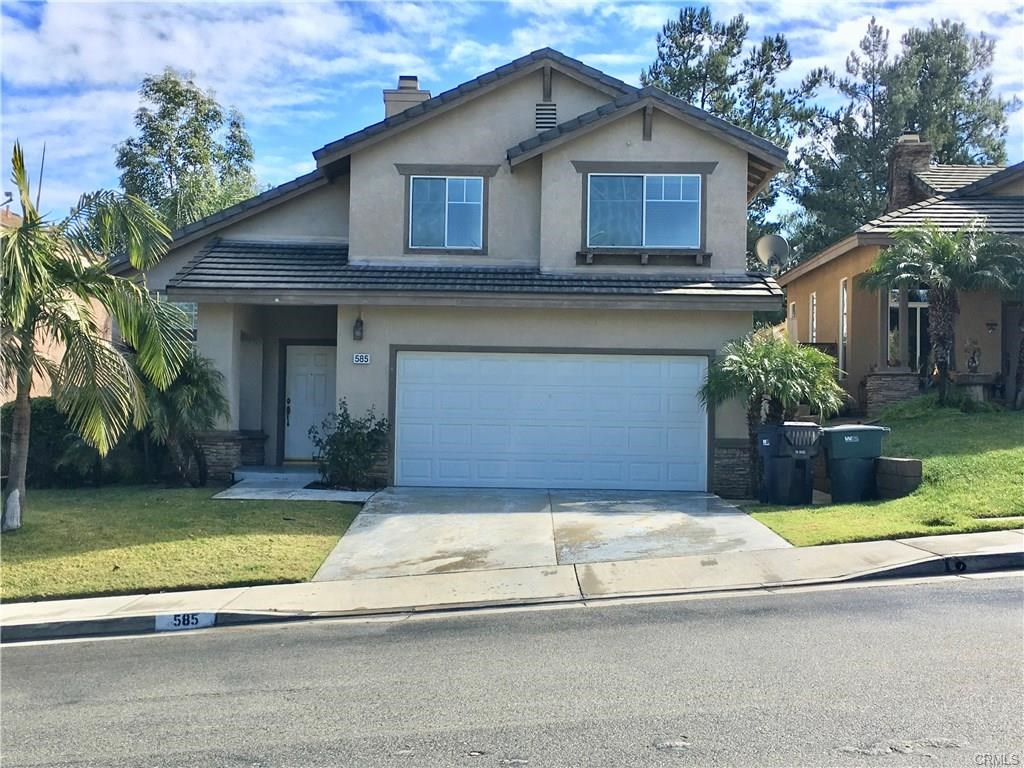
756, 422, 822, 505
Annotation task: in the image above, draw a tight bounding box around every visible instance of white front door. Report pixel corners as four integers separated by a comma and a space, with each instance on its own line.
394, 351, 708, 491
285, 345, 337, 461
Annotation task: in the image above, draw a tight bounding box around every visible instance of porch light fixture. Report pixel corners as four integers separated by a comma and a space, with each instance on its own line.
985, 322, 998, 334
352, 313, 364, 341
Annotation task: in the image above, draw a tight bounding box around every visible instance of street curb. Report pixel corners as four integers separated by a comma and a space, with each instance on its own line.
3, 552, 1021, 644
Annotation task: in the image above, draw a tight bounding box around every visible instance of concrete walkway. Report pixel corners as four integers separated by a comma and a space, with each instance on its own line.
213, 467, 375, 503
313, 487, 791, 581
3, 530, 1020, 643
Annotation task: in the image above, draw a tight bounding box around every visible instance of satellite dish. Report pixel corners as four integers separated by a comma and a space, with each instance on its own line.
755, 234, 790, 270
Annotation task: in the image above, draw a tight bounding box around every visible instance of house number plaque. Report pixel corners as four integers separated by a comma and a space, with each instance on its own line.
352, 353, 371, 365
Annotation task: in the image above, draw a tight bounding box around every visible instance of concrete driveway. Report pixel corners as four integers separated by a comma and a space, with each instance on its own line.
313, 488, 791, 581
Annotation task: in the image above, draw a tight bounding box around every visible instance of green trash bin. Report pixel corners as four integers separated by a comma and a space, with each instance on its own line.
820, 425, 891, 503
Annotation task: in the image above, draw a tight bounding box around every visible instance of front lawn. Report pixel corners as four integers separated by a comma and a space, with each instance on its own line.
748, 402, 1024, 547
1, 487, 359, 601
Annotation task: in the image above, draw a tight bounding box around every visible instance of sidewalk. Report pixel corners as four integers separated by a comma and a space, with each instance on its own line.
3, 529, 1021, 643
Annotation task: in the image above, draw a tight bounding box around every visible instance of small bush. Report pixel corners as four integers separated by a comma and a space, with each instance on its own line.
309, 400, 389, 490
1, 398, 161, 488
0, 398, 96, 487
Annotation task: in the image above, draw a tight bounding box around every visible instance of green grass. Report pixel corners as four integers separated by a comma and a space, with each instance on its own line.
0, 486, 359, 601
748, 400, 1024, 547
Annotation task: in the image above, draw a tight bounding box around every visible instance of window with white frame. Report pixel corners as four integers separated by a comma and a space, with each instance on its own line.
808, 292, 817, 343
587, 174, 700, 248
409, 176, 483, 249
838, 279, 849, 378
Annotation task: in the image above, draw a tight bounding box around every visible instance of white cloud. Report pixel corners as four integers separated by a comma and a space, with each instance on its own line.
0, 1, 470, 211
2, 0, 1020, 215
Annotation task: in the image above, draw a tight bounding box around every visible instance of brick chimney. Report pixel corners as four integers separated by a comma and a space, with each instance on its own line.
886, 132, 933, 212
383, 75, 430, 118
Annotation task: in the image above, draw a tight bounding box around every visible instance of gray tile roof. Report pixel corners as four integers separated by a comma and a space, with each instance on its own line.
947, 161, 1024, 198
312, 48, 636, 164
506, 86, 788, 167
913, 164, 1005, 195
167, 239, 782, 300
858, 195, 1024, 235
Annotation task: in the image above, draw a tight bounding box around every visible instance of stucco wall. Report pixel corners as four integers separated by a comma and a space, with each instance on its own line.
145, 178, 350, 293
784, 245, 881, 399
538, 109, 750, 274
347, 69, 607, 266
2, 299, 111, 403
957, 289, 1003, 374
990, 177, 1024, 195
332, 304, 753, 443
784, 244, 1008, 404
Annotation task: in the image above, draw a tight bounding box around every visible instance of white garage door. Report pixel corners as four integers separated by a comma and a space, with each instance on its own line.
394, 351, 708, 491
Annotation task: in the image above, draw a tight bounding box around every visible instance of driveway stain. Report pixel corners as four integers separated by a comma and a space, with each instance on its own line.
425, 549, 493, 574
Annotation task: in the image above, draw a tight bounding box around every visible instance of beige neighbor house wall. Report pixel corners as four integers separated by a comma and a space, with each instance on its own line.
539, 109, 750, 274
347, 70, 610, 267
1, 300, 112, 404
785, 244, 1005, 406
957, 290, 1003, 372
990, 178, 1024, 195
784, 245, 880, 401
143, 177, 351, 293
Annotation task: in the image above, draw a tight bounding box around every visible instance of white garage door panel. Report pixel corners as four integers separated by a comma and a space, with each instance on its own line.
395, 351, 708, 491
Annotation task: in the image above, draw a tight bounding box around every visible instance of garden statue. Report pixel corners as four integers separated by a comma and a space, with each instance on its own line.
964, 339, 981, 374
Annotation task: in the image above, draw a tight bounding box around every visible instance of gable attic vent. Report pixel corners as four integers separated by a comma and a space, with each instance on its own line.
535, 103, 557, 132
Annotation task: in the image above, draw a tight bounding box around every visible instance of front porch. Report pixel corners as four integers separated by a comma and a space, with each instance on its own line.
194, 303, 344, 481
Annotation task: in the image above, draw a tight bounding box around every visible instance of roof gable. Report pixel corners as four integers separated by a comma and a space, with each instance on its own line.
508, 86, 786, 167
779, 186, 1024, 287
948, 161, 1024, 198
312, 48, 634, 170
912, 164, 1005, 195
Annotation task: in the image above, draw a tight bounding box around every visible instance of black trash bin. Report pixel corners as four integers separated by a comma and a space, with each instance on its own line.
756, 422, 822, 505
820, 425, 891, 503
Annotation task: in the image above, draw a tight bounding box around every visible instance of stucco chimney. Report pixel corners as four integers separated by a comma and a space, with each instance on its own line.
383, 75, 430, 118
886, 132, 933, 212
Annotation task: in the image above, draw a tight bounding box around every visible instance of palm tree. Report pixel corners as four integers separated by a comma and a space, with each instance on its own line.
860, 222, 1024, 405
144, 351, 229, 486
699, 330, 846, 496
1, 142, 192, 530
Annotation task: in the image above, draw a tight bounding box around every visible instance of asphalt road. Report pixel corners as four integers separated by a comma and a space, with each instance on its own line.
3, 575, 1023, 767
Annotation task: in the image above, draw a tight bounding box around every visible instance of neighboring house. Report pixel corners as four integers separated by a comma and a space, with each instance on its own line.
1, 208, 113, 404
121, 48, 787, 496
779, 134, 1024, 415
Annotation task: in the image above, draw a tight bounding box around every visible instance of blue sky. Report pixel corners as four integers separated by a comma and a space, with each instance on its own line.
2, 0, 1022, 216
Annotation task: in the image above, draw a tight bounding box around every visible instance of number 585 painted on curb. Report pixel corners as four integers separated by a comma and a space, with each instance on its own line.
155, 612, 216, 632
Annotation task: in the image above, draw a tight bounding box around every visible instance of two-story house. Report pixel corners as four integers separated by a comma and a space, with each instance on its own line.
127, 49, 787, 497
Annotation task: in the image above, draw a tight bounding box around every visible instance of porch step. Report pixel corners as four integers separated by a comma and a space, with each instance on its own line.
232, 466, 320, 485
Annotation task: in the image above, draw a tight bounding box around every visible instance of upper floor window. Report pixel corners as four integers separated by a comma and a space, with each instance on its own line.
410, 176, 483, 249
587, 173, 701, 249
